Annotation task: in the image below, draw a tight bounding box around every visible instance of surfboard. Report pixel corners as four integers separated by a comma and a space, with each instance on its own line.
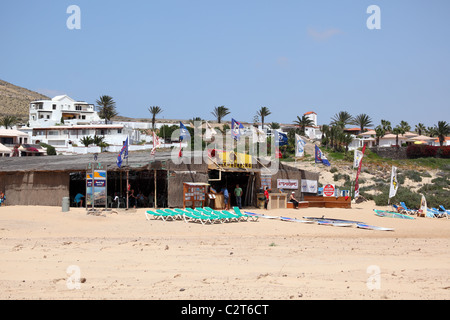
245, 212, 279, 219
303, 216, 363, 224
356, 223, 395, 231
373, 209, 415, 220
316, 220, 354, 227
279, 217, 315, 223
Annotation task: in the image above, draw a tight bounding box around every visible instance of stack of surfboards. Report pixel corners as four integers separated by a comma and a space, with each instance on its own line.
244, 211, 395, 231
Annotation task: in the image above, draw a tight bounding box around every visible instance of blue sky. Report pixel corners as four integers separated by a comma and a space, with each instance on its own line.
1, 0, 449, 128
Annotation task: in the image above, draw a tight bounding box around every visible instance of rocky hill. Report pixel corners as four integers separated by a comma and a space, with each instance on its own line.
0, 79, 49, 121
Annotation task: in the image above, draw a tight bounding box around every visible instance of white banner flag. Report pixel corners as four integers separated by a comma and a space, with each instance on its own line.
151, 131, 161, 155
295, 134, 306, 158
389, 166, 399, 199
205, 121, 217, 142
353, 150, 363, 168
420, 193, 428, 217
252, 127, 266, 143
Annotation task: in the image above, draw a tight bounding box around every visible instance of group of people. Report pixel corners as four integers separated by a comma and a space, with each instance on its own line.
217, 185, 301, 211
210, 184, 244, 210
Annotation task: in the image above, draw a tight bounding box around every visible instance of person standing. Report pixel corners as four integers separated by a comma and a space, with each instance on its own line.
234, 184, 243, 209
221, 187, 230, 210
264, 187, 270, 210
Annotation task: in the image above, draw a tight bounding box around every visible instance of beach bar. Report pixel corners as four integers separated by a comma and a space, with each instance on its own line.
0, 151, 320, 209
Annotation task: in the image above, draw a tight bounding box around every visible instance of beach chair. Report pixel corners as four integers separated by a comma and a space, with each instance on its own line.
195, 207, 229, 223
175, 208, 213, 225
145, 209, 174, 221
392, 204, 406, 214
439, 205, 450, 219
163, 209, 183, 220
400, 202, 418, 215
426, 208, 442, 218
233, 207, 258, 222
431, 207, 447, 218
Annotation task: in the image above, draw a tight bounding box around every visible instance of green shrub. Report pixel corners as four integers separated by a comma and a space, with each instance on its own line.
39, 143, 56, 156
403, 170, 422, 182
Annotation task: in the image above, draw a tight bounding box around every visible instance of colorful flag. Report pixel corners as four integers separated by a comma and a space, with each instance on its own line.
116, 137, 129, 168
276, 147, 283, 159
354, 144, 366, 197
315, 145, 331, 166
274, 130, 288, 147
389, 165, 399, 199
295, 134, 306, 158
179, 122, 191, 141
231, 118, 244, 141
151, 131, 160, 156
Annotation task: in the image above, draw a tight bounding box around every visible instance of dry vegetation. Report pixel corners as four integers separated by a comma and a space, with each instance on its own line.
0, 79, 49, 122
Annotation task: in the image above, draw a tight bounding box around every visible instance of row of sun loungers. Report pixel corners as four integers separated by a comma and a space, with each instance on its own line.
145, 206, 259, 225
392, 203, 449, 218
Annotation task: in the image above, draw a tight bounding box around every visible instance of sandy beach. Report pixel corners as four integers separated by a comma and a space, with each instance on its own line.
0, 202, 449, 300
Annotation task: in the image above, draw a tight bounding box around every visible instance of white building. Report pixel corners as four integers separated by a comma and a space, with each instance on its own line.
304, 111, 318, 126
29, 95, 101, 127
30, 124, 132, 147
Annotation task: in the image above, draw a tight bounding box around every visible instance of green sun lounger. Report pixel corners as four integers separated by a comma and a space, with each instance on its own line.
195, 207, 228, 223
233, 207, 258, 221
145, 209, 175, 221
175, 208, 214, 225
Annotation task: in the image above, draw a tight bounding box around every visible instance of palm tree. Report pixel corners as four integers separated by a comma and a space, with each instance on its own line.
0, 115, 17, 129
80, 136, 94, 147
341, 133, 354, 153
435, 121, 450, 146
399, 120, 411, 133
380, 119, 392, 133
211, 106, 230, 124
374, 125, 385, 146
257, 106, 271, 131
148, 106, 163, 130
415, 123, 426, 136
96, 95, 118, 124
330, 111, 353, 128
392, 125, 406, 147
426, 126, 437, 137
321, 124, 330, 147
352, 114, 373, 133
328, 125, 342, 150
294, 115, 314, 135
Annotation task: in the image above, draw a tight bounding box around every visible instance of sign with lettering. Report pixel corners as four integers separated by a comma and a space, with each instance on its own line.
323, 184, 336, 197
277, 179, 299, 190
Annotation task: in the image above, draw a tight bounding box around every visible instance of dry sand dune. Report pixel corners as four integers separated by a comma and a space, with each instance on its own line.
0, 202, 449, 300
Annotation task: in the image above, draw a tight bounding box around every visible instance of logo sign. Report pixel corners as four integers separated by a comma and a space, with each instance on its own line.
301, 180, 318, 194
277, 179, 298, 190
323, 184, 336, 197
